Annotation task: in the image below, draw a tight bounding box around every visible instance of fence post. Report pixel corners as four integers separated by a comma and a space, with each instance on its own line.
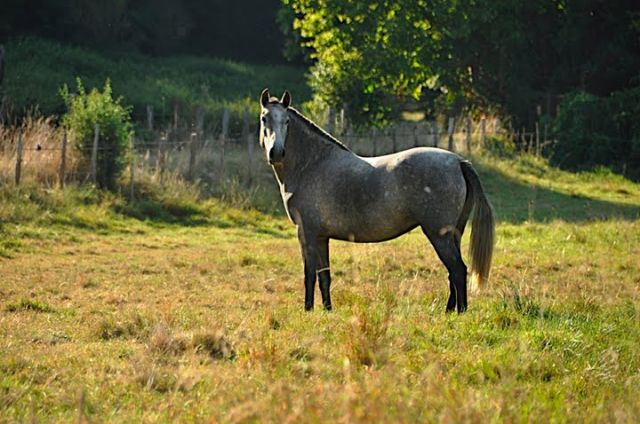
0, 45, 5, 125
535, 121, 540, 156
432, 120, 439, 148
447, 117, 455, 151
146, 105, 154, 132
327, 106, 335, 134
129, 137, 135, 201
59, 129, 67, 189
15, 131, 23, 186
90, 124, 99, 184
480, 117, 486, 148
195, 107, 204, 137
220, 108, 229, 182
0, 45, 5, 87
188, 132, 197, 180
158, 126, 169, 181
465, 117, 472, 154
371, 128, 378, 156
173, 102, 179, 134
391, 127, 397, 152
242, 106, 254, 184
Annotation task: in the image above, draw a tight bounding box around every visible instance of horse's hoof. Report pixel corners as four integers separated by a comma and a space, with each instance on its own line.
323, 304, 333, 311
305, 305, 313, 311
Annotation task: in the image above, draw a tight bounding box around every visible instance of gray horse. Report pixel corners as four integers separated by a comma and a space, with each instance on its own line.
259, 89, 495, 313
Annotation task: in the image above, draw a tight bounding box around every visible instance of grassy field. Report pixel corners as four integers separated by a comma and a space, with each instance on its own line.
1, 153, 639, 422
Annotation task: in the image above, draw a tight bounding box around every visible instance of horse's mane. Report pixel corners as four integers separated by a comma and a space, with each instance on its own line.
287, 107, 350, 152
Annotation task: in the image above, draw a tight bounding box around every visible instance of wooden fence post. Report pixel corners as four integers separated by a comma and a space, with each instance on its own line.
371, 128, 378, 156
432, 120, 439, 148
447, 117, 455, 151
391, 127, 397, 153
195, 107, 204, 138
146, 105, 154, 132
188, 132, 197, 180
465, 117, 472, 154
158, 126, 169, 181
220, 108, 229, 182
173, 102, 179, 134
59, 129, 67, 189
327, 106, 335, 135
242, 106, 253, 184
480, 117, 486, 148
90, 124, 99, 184
15, 131, 23, 186
535, 121, 540, 156
0, 45, 5, 126
0, 45, 5, 87
129, 137, 135, 201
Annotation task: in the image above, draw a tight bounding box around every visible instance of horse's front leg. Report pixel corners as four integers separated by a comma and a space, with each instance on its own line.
317, 237, 332, 311
298, 226, 318, 311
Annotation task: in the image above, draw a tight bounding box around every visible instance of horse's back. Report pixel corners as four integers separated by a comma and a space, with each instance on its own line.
363, 147, 468, 230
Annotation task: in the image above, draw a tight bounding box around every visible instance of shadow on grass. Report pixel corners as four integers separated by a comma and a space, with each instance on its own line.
477, 163, 640, 223
113, 198, 291, 238
115, 198, 210, 226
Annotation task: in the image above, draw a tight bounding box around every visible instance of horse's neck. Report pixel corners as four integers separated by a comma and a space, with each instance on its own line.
276, 118, 338, 188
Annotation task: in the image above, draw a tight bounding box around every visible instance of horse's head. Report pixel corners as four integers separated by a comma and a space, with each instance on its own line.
259, 88, 291, 165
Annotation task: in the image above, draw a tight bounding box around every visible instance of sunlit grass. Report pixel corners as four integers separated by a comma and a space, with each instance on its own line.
0, 152, 639, 421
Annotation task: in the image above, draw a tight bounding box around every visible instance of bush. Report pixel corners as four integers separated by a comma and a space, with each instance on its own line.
61, 78, 133, 190
484, 135, 516, 158
551, 89, 640, 178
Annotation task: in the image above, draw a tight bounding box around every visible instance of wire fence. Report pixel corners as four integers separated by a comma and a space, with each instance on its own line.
0, 112, 554, 193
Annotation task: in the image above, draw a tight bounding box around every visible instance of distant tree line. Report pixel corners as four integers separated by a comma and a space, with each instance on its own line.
0, 0, 288, 63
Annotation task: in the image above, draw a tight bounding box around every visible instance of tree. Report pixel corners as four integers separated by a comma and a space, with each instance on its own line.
283, 0, 640, 128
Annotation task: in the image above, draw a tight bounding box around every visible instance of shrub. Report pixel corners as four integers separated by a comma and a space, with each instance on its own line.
61, 78, 133, 190
484, 135, 516, 158
551, 89, 640, 178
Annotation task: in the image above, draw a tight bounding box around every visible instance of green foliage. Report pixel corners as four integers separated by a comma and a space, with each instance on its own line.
3, 38, 309, 133
283, 0, 640, 130
551, 89, 640, 177
61, 78, 133, 190
484, 135, 517, 158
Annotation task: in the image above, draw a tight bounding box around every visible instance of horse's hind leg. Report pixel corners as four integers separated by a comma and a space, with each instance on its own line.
422, 227, 468, 313
316, 237, 332, 311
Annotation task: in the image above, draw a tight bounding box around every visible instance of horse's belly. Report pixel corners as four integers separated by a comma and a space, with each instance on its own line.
322, 203, 417, 242
331, 223, 418, 243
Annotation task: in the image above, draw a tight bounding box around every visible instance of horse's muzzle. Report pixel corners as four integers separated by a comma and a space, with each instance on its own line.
268, 147, 285, 165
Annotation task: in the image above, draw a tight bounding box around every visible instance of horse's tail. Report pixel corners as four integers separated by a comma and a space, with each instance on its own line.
460, 160, 495, 289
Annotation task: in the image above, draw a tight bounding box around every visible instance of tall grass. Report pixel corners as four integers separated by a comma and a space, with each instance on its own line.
0, 115, 81, 186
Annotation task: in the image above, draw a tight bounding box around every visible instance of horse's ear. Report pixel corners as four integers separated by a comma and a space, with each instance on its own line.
260, 88, 270, 108
281, 90, 291, 108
